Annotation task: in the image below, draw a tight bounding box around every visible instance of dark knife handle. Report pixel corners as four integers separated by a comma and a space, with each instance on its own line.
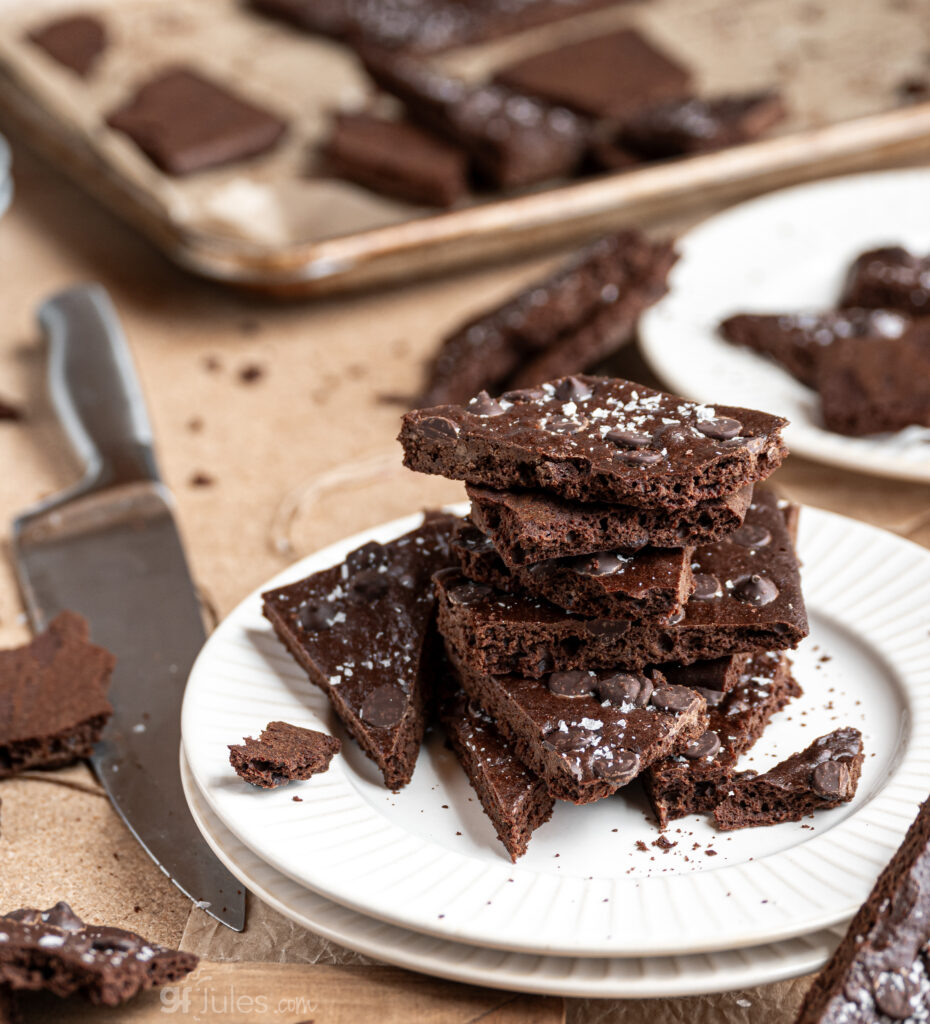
38, 284, 160, 490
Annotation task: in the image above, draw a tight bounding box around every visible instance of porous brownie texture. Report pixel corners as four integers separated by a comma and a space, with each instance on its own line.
229, 721, 341, 788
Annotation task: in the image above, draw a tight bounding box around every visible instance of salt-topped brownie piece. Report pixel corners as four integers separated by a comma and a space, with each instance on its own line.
401, 375, 787, 509
439, 684, 554, 861
449, 655, 705, 804
421, 231, 675, 407
361, 51, 588, 189
229, 721, 341, 788
467, 483, 753, 567
720, 309, 912, 387
795, 795, 930, 1023
0, 902, 198, 1006
0, 612, 114, 779
644, 652, 800, 827
435, 489, 807, 676
451, 519, 694, 620
262, 513, 455, 790
714, 727, 864, 831
839, 246, 930, 315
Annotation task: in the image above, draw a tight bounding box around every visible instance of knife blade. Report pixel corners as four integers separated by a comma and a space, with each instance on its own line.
12, 284, 245, 931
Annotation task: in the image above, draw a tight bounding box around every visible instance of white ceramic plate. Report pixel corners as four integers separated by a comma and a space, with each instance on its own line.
639, 169, 930, 482
182, 749, 843, 998
181, 504, 930, 958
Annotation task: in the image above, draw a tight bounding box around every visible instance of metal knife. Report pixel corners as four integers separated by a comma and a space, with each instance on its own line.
12, 284, 245, 931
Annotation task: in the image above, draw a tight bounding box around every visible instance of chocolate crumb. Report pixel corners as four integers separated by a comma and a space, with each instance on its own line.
189, 472, 214, 487
239, 363, 265, 384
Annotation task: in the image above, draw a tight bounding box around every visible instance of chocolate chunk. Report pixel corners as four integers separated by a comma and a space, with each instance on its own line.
811, 759, 849, 798
107, 68, 287, 175
730, 524, 771, 547
322, 113, 468, 208
731, 573, 779, 607
566, 551, 626, 576
493, 28, 692, 120
0, 903, 197, 1006
229, 721, 341, 787
839, 246, 930, 315
27, 14, 107, 76
606, 429, 653, 449
592, 749, 640, 784
554, 375, 593, 402
468, 391, 507, 417
543, 725, 595, 753
297, 599, 339, 630
447, 581, 493, 606
547, 670, 594, 697
360, 684, 407, 728
347, 568, 391, 601
695, 416, 742, 440
596, 672, 653, 707
681, 730, 722, 759
650, 685, 696, 712
418, 415, 460, 440
0, 613, 114, 779
691, 573, 722, 600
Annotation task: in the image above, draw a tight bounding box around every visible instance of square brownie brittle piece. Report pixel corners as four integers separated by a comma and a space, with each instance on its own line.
401, 375, 787, 509
494, 28, 691, 121
361, 52, 588, 189
27, 14, 107, 76
467, 483, 753, 567
644, 652, 801, 827
796, 795, 930, 1022
0, 612, 114, 779
839, 246, 930, 315
435, 489, 807, 677
0, 902, 198, 1006
323, 114, 468, 208
439, 684, 553, 861
451, 518, 694, 620
713, 727, 864, 831
449, 656, 705, 804
107, 68, 287, 175
229, 721, 341, 788
815, 325, 930, 435
262, 514, 456, 790
720, 308, 913, 387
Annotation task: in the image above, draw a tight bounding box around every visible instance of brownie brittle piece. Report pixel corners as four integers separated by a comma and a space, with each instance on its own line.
27, 14, 106, 76
795, 795, 930, 1023
262, 514, 456, 790
361, 51, 587, 189
229, 721, 341, 788
713, 727, 864, 831
420, 231, 676, 407
720, 308, 912, 387
839, 246, 930, 315
644, 652, 801, 827
467, 484, 753, 567
815, 325, 930, 436
451, 518, 694, 620
449, 655, 706, 804
0, 902, 197, 1006
323, 114, 468, 208
439, 685, 553, 861
107, 68, 287, 175
434, 489, 807, 677
401, 375, 787, 509
0, 612, 114, 779
494, 28, 691, 121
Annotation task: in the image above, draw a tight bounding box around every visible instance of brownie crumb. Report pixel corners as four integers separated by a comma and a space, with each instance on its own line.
203, 355, 222, 373
652, 836, 677, 851
239, 363, 265, 384
189, 472, 214, 488
635, 840, 649, 852
186, 417, 204, 433
229, 721, 341, 788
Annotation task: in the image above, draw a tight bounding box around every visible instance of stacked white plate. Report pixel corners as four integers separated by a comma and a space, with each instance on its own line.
181, 502, 930, 998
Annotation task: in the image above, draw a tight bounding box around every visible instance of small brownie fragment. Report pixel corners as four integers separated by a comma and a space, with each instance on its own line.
323, 114, 468, 208
439, 685, 553, 860
839, 246, 930, 315
420, 231, 676, 407
451, 518, 694, 620
360, 51, 588, 189
448, 655, 706, 804
795, 795, 930, 1023
644, 651, 801, 827
262, 514, 456, 790
0, 902, 198, 1006
815, 325, 930, 436
720, 308, 912, 387
400, 375, 787, 509
713, 727, 864, 831
107, 68, 287, 175
229, 721, 341, 788
27, 14, 107, 76
0, 612, 114, 779
616, 91, 786, 159
435, 490, 807, 677
493, 29, 692, 120
467, 484, 753, 567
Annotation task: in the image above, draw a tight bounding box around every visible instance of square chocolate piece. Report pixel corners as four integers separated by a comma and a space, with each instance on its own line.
107, 68, 287, 175
27, 14, 107, 76
494, 29, 692, 120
